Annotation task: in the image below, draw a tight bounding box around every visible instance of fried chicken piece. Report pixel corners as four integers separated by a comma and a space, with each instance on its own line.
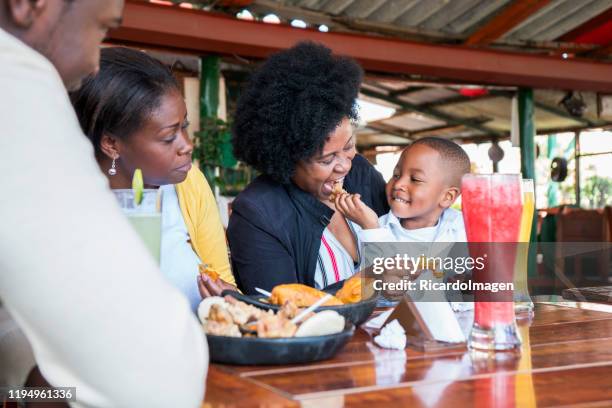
278, 301, 316, 321
278, 301, 300, 320
223, 296, 266, 325
269, 284, 343, 307
336, 275, 362, 304
256, 314, 297, 338
328, 182, 348, 202
208, 304, 234, 325
204, 320, 241, 337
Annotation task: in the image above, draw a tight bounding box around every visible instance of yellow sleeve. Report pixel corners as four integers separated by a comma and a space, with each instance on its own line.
176, 167, 235, 285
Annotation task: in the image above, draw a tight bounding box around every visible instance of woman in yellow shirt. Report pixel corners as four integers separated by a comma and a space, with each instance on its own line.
70, 47, 233, 311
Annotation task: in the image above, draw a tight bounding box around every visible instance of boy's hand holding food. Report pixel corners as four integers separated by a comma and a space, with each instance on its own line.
334, 192, 380, 230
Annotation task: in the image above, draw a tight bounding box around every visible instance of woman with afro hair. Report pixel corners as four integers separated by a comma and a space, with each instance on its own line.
199, 42, 389, 296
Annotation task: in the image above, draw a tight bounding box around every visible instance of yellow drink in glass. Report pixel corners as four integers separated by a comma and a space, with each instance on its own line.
113, 189, 162, 264
127, 213, 162, 264
514, 179, 535, 316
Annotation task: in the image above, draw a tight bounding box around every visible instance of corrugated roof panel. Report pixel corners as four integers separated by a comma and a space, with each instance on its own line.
394, 0, 452, 26
343, 0, 387, 19
534, 109, 584, 129
259, 0, 611, 47
367, 0, 422, 23
530, 0, 612, 41
356, 133, 411, 146
504, 0, 584, 40
319, 0, 355, 14
438, 96, 510, 118
294, 0, 325, 8
378, 111, 446, 131
419, 0, 483, 31
445, 0, 512, 34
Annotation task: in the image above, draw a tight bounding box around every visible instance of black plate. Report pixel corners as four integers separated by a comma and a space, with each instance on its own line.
221, 287, 379, 326
207, 323, 355, 365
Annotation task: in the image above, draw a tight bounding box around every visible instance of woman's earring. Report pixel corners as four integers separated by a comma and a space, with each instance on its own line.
108, 157, 117, 176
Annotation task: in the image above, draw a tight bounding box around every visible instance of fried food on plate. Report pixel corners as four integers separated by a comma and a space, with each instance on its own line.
335, 275, 362, 304
197, 295, 345, 338
269, 284, 343, 307
256, 314, 297, 338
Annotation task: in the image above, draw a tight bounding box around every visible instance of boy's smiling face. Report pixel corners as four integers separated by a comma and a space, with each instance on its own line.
386, 144, 459, 229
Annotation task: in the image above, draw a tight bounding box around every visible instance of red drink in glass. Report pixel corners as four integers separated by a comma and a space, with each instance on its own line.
462, 174, 523, 351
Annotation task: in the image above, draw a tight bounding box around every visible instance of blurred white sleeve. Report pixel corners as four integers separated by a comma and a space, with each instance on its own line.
0, 307, 36, 388
0, 29, 207, 408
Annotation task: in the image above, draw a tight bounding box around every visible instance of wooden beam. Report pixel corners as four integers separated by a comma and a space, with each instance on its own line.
107, 1, 612, 92
465, 0, 552, 46
583, 42, 612, 58
389, 86, 427, 97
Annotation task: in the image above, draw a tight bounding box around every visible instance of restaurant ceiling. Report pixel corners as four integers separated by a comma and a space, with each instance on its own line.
111, 1, 612, 146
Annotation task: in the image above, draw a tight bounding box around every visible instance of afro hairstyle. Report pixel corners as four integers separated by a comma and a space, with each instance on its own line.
231, 41, 363, 184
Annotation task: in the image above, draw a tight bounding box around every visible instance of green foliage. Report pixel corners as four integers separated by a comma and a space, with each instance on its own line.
582, 174, 611, 208
193, 116, 254, 196
193, 116, 233, 168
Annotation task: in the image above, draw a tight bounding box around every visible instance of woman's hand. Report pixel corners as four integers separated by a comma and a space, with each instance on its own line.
334, 193, 380, 230
197, 273, 238, 298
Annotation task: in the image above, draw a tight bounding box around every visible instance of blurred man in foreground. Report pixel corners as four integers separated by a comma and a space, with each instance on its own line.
0, 1, 207, 406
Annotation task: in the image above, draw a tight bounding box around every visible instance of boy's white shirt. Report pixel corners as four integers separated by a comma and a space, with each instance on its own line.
0, 27, 207, 407
357, 208, 467, 244
356, 208, 473, 313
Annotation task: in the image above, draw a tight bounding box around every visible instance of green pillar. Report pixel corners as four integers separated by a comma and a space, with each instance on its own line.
518, 88, 537, 278
198, 56, 236, 194
199, 57, 220, 191
519, 88, 535, 181
200, 56, 219, 118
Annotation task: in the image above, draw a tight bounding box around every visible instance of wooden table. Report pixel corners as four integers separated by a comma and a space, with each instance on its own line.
203, 302, 612, 407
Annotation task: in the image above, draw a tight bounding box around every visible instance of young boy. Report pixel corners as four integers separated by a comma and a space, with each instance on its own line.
335, 136, 471, 243
335, 137, 472, 308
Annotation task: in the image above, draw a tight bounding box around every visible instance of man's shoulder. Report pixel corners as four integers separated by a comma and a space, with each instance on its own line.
0, 28, 61, 89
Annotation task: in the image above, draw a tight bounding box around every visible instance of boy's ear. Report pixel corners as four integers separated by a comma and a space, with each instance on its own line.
439, 187, 460, 209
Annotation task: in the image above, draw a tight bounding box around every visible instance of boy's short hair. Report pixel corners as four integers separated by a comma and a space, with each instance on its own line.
409, 137, 471, 187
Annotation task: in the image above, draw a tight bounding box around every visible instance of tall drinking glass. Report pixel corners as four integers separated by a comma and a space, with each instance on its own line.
462, 174, 523, 351
514, 179, 535, 316
113, 189, 162, 264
